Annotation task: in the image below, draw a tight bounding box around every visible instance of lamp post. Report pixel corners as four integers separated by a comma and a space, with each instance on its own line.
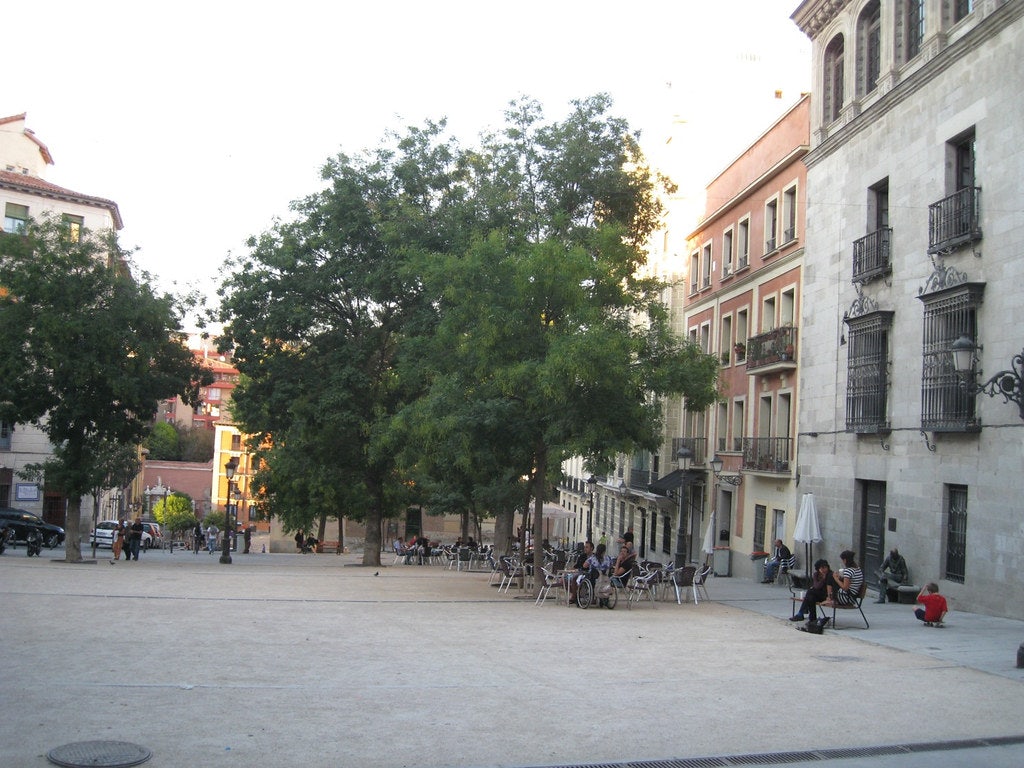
672, 446, 693, 568
950, 336, 1024, 668
585, 475, 596, 543
220, 457, 238, 565
951, 336, 1024, 419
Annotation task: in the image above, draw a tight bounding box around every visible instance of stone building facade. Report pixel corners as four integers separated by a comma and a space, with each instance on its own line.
793, 0, 1024, 617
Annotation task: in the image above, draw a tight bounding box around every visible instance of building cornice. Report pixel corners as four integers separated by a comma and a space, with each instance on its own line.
805, 0, 1024, 169
791, 0, 853, 39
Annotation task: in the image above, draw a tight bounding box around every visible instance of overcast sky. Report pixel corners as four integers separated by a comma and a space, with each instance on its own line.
8, 1, 810, 326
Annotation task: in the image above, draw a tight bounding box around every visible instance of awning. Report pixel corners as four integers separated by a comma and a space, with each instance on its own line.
647, 469, 697, 496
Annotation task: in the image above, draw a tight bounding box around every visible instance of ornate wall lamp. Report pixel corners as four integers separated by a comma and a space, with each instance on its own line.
951, 335, 1024, 420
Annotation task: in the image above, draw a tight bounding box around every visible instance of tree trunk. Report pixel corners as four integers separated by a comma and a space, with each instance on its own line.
493, 508, 514, 559
65, 495, 83, 563
362, 496, 383, 566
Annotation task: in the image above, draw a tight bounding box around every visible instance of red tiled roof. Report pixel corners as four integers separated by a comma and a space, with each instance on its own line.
0, 169, 122, 229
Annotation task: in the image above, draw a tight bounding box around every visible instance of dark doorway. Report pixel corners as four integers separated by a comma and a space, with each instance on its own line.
860, 480, 886, 585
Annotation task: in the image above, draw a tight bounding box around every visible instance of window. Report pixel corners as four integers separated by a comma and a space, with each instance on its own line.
207, 387, 222, 402
736, 309, 748, 363
945, 484, 967, 583
231, 434, 242, 451
737, 219, 750, 269
845, 311, 893, 432
3, 203, 28, 234
903, 0, 925, 62
929, 130, 980, 253
689, 251, 700, 294
702, 243, 712, 288
772, 509, 786, 544
732, 399, 745, 452
765, 198, 778, 253
954, 0, 974, 22
63, 214, 84, 243
781, 186, 797, 245
824, 34, 845, 123
0, 421, 12, 451
716, 402, 728, 452
753, 505, 767, 552
781, 289, 796, 326
761, 296, 776, 333
661, 515, 671, 554
858, 1, 882, 96
854, 179, 892, 282
722, 229, 734, 276
918, 283, 983, 431
720, 315, 733, 365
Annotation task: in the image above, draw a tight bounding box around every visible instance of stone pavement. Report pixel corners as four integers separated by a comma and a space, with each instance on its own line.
1, 547, 1022, 768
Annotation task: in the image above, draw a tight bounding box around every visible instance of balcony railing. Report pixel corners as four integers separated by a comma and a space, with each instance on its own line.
741, 437, 793, 474
628, 467, 652, 491
852, 227, 892, 283
928, 186, 981, 253
746, 326, 798, 372
672, 436, 708, 466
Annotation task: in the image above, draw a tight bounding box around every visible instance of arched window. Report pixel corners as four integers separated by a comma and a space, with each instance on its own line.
824, 34, 845, 123
898, 0, 925, 63
858, 1, 882, 96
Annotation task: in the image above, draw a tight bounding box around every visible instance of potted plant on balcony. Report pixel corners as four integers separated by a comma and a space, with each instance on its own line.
733, 342, 746, 357
781, 342, 794, 361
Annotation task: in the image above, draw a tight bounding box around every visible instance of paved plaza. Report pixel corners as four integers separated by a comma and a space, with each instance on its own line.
1, 547, 1022, 768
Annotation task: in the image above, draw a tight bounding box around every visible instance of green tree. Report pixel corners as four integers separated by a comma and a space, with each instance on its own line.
219, 120, 467, 565
399, 95, 720, 576
0, 215, 213, 561
146, 421, 179, 459
154, 493, 196, 535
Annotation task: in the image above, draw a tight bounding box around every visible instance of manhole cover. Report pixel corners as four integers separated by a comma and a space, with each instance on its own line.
47, 740, 152, 767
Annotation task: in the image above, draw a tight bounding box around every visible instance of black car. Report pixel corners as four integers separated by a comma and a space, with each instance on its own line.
0, 508, 65, 549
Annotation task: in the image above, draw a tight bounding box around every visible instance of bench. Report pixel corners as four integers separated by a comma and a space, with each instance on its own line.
790, 580, 869, 629
316, 540, 342, 554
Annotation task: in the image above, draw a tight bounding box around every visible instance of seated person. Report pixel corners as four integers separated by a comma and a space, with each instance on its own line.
568, 541, 595, 603
612, 532, 637, 582
831, 549, 864, 607
874, 547, 908, 604
762, 539, 793, 583
790, 559, 837, 625
914, 582, 948, 627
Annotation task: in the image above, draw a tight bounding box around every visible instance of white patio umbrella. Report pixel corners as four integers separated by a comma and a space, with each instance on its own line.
793, 493, 823, 577
701, 513, 716, 564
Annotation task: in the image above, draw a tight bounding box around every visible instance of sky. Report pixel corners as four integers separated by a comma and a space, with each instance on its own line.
7, 1, 810, 328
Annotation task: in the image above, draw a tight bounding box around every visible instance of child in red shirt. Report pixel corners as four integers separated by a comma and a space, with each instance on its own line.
914, 582, 948, 627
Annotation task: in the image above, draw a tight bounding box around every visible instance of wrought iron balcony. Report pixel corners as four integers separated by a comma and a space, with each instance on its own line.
741, 437, 793, 474
928, 186, 981, 254
746, 326, 798, 373
852, 227, 892, 283
672, 436, 707, 466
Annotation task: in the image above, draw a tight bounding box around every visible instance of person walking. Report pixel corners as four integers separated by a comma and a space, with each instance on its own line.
110, 520, 126, 563
206, 524, 219, 554
128, 517, 144, 561
192, 522, 204, 555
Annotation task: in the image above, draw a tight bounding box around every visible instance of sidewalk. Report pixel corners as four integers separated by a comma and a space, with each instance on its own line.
1, 547, 1021, 768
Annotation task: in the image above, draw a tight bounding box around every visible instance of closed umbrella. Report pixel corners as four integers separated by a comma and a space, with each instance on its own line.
701, 514, 716, 564
793, 493, 822, 577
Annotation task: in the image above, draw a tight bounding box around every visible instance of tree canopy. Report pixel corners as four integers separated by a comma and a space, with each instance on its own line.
219, 95, 719, 568
0, 214, 213, 561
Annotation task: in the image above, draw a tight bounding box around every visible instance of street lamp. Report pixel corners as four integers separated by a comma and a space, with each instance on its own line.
672, 446, 693, 568
951, 335, 1024, 419
950, 336, 1024, 668
709, 454, 743, 487
585, 475, 597, 543
221, 456, 239, 565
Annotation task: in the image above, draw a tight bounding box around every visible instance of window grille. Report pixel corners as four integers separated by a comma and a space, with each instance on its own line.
945, 485, 967, 583
918, 284, 983, 431
845, 311, 893, 432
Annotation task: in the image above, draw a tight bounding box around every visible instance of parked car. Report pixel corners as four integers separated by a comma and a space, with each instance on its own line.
90, 520, 153, 550
0, 508, 65, 548
141, 522, 163, 550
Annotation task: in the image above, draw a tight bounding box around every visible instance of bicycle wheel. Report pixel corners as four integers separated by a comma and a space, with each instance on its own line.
577, 578, 593, 609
